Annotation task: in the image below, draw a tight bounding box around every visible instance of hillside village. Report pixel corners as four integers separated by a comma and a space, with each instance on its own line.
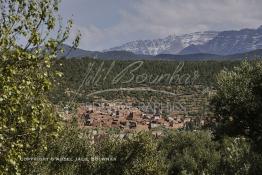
74, 101, 210, 135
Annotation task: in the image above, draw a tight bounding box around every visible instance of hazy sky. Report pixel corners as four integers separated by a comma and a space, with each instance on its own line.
60, 0, 262, 51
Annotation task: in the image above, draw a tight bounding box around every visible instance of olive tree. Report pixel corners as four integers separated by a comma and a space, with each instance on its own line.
211, 61, 262, 153
0, 0, 80, 173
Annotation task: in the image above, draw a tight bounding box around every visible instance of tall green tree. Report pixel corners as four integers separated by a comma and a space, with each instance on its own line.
0, 0, 80, 173
211, 61, 262, 153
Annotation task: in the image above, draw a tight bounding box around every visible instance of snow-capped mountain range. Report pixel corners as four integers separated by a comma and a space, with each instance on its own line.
180, 26, 262, 55
107, 31, 218, 55
107, 26, 262, 55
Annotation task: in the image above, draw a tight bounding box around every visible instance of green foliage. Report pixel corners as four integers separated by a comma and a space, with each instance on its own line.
211, 61, 262, 152
0, 0, 80, 174
35, 127, 95, 175
32, 128, 257, 175
161, 131, 220, 175
218, 137, 251, 174
35, 127, 167, 175
96, 133, 167, 175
